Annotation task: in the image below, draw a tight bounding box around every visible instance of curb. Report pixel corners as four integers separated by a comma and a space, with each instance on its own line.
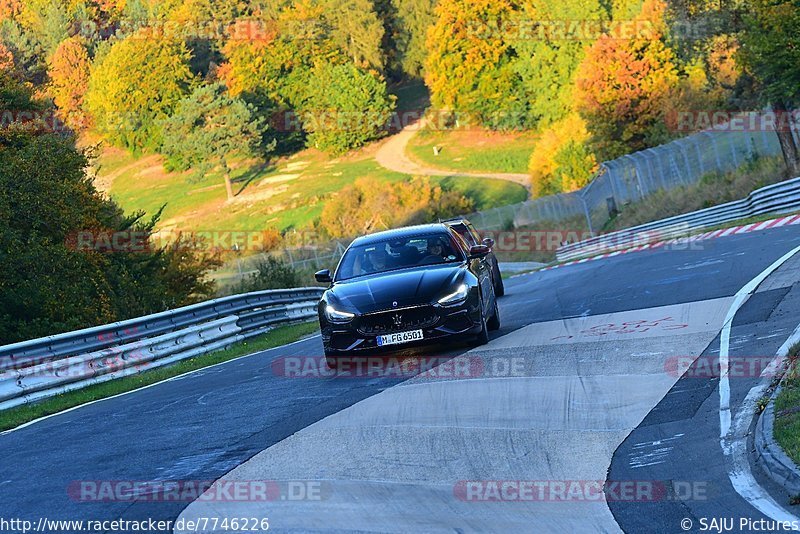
755, 384, 800, 496
542, 214, 800, 272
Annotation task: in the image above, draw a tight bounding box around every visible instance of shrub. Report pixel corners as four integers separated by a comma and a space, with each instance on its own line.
239, 256, 300, 292
319, 176, 473, 239
603, 155, 787, 232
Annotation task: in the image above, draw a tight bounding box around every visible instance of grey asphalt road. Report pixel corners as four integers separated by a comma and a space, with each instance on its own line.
608, 257, 800, 532
2, 224, 800, 532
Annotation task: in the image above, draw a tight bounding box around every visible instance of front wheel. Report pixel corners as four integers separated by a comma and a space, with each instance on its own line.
493, 263, 505, 297
471, 298, 490, 346
324, 348, 340, 370
494, 271, 506, 297
487, 297, 501, 331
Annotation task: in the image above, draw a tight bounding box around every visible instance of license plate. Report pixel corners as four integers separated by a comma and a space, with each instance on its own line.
376, 329, 424, 347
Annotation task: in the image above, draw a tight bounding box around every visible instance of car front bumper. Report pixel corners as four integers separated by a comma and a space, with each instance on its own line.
320, 299, 483, 355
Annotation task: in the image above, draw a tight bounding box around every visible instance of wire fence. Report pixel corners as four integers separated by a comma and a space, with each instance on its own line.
466, 111, 795, 233
215, 111, 797, 286
213, 241, 348, 290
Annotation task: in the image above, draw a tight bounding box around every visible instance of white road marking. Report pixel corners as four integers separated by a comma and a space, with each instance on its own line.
629, 434, 684, 468
755, 333, 786, 341
677, 259, 725, 271
718, 243, 800, 526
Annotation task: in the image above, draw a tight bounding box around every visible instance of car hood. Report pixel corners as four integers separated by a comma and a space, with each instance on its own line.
327, 263, 465, 313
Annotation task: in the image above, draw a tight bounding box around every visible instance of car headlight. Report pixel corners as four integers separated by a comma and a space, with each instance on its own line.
324, 304, 355, 323
437, 283, 469, 306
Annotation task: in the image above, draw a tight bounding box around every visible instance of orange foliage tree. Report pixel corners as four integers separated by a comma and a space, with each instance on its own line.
48, 36, 90, 129
0, 42, 14, 72
574, 0, 679, 160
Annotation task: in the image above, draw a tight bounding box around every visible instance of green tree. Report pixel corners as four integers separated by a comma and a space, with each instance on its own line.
0, 19, 45, 80
160, 82, 268, 201
296, 62, 395, 154
390, 0, 436, 78
425, 0, 527, 129
84, 30, 195, 151
19, 0, 69, 56
739, 0, 800, 174
0, 74, 219, 344
322, 0, 385, 70
512, 0, 607, 127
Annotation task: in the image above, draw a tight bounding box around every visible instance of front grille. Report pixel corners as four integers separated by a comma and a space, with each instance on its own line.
357, 306, 439, 335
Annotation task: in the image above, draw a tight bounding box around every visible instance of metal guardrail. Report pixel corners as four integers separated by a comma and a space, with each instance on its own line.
0, 288, 324, 410
556, 176, 800, 261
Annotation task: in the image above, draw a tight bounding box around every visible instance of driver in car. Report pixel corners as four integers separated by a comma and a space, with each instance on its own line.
421, 238, 446, 264
364, 248, 388, 273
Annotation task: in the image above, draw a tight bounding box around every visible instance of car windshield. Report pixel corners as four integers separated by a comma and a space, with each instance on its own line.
335, 233, 464, 281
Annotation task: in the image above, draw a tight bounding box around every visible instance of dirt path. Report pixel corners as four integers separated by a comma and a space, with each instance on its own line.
374, 116, 531, 190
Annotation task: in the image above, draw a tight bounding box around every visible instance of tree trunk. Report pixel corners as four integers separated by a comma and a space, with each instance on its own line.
224, 170, 234, 201
773, 102, 800, 176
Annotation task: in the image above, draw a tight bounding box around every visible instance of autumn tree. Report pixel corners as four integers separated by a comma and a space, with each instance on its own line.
739, 0, 800, 174
319, 177, 473, 238
0, 41, 14, 72
574, 0, 679, 160
84, 30, 195, 150
160, 83, 267, 201
219, 6, 348, 153
425, 0, 526, 128
529, 113, 597, 197
48, 35, 90, 129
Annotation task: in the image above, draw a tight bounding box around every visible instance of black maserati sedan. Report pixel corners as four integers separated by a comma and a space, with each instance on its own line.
314, 223, 500, 365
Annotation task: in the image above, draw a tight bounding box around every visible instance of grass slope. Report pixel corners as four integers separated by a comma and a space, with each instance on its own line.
408, 128, 538, 175
95, 144, 527, 236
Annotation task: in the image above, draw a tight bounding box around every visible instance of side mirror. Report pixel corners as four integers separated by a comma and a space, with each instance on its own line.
315, 269, 332, 283
482, 237, 495, 249
469, 245, 490, 259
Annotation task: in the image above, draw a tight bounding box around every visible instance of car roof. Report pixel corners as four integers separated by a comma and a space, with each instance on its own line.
350, 223, 454, 246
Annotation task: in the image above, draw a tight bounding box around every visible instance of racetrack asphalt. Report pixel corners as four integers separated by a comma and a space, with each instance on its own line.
3, 223, 800, 532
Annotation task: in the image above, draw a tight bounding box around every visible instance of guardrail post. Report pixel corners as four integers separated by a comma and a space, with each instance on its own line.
580, 192, 595, 237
